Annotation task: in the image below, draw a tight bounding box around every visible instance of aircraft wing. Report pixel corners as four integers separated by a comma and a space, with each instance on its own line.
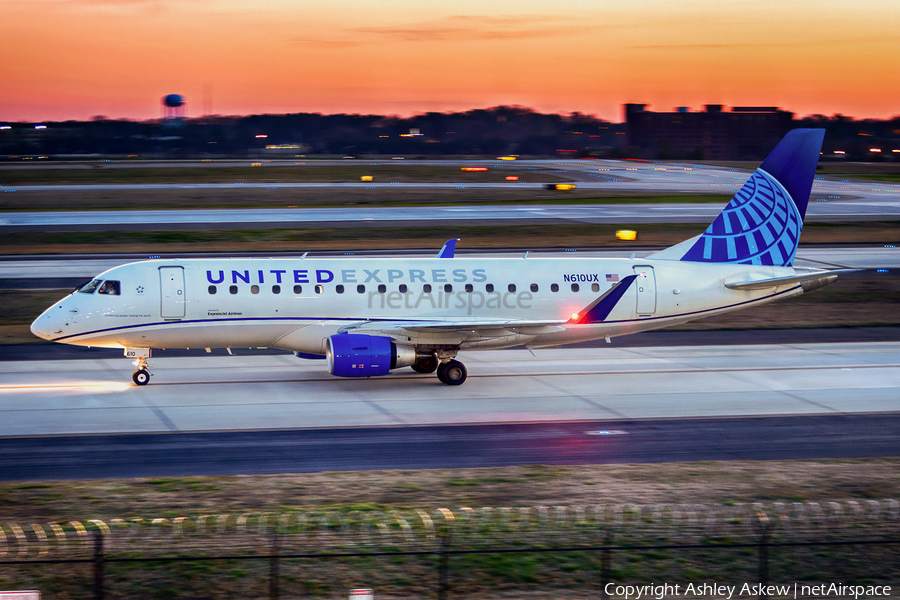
724, 269, 857, 291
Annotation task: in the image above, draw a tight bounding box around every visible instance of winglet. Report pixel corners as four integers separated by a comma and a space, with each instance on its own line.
568, 275, 637, 324
437, 239, 459, 258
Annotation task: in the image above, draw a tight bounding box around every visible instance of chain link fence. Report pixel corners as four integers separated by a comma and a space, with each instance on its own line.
2, 499, 899, 598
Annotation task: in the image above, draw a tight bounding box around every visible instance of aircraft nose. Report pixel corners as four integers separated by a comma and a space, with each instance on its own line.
30, 313, 51, 340
30, 306, 59, 341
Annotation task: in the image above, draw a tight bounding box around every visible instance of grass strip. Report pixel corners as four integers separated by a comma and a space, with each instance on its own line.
0, 187, 733, 211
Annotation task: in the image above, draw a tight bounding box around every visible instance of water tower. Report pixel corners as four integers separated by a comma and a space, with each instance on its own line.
162, 94, 186, 127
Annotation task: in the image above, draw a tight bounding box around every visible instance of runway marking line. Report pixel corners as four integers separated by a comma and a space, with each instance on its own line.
2, 363, 897, 390
0, 383, 130, 391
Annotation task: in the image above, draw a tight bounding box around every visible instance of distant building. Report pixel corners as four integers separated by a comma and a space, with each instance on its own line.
625, 104, 794, 160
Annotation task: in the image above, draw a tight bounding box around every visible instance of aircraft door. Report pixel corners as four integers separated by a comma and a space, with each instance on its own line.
159, 266, 186, 319
632, 265, 657, 315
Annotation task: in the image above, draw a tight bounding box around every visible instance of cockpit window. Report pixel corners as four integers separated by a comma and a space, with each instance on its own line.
98, 280, 120, 295
77, 279, 102, 294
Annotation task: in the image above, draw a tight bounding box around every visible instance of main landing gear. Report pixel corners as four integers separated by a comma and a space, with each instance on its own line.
411, 351, 467, 385
437, 359, 467, 386
411, 353, 439, 374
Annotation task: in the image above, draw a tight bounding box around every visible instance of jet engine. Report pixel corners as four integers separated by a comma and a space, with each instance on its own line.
325, 334, 417, 377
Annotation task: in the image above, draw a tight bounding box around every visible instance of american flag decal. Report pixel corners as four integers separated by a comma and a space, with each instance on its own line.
606, 274, 619, 282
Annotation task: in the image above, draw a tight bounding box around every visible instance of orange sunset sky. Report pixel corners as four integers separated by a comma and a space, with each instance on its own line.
2, 0, 899, 122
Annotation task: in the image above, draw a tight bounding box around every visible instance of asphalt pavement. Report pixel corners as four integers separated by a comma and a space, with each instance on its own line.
1, 414, 897, 481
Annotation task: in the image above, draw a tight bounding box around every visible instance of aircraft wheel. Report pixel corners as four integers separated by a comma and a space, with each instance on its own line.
436, 361, 448, 384
132, 369, 151, 386
440, 360, 467, 386
412, 354, 439, 374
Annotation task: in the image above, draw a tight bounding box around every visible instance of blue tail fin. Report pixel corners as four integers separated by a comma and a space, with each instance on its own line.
680, 129, 825, 266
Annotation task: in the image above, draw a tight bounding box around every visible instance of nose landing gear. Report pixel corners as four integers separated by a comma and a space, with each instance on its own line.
132, 367, 151, 386
126, 348, 152, 386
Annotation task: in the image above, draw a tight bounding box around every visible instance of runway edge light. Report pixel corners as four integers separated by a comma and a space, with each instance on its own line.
616, 230, 637, 241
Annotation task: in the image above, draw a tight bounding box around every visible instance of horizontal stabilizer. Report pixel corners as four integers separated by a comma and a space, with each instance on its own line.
724, 269, 856, 291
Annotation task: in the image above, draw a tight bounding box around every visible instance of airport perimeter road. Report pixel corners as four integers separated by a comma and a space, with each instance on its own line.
1, 342, 898, 437
2, 200, 900, 232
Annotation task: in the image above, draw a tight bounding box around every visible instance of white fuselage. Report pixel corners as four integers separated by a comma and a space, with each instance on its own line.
31, 256, 804, 354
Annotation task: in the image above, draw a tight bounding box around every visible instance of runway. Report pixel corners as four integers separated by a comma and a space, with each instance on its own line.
1, 342, 898, 436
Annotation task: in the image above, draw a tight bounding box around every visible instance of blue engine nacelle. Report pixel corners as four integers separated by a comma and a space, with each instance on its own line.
325, 334, 418, 377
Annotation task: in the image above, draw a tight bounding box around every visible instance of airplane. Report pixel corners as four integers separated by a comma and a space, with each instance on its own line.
31, 129, 850, 386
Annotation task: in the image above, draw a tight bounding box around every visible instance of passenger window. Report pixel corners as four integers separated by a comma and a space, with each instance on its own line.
423, 284, 432, 293
230, 285, 238, 294
357, 284, 365, 293
571, 283, 580, 292
336, 285, 344, 294
465, 284, 473, 293
273, 285, 281, 294
551, 283, 559, 292
98, 280, 120, 295
208, 285, 217, 295
399, 284, 408, 293
486, 283, 494, 293
293, 285, 302, 294
530, 283, 538, 292
592, 283, 600, 293
315, 285, 324, 294
77, 279, 102, 294
508, 284, 516, 293
378, 284, 387, 293
251, 285, 260, 295
444, 284, 452, 293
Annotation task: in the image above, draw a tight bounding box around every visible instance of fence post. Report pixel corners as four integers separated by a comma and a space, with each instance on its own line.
93, 529, 104, 600
438, 531, 450, 600
270, 527, 280, 600
756, 510, 770, 600
600, 531, 612, 600
758, 530, 769, 599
